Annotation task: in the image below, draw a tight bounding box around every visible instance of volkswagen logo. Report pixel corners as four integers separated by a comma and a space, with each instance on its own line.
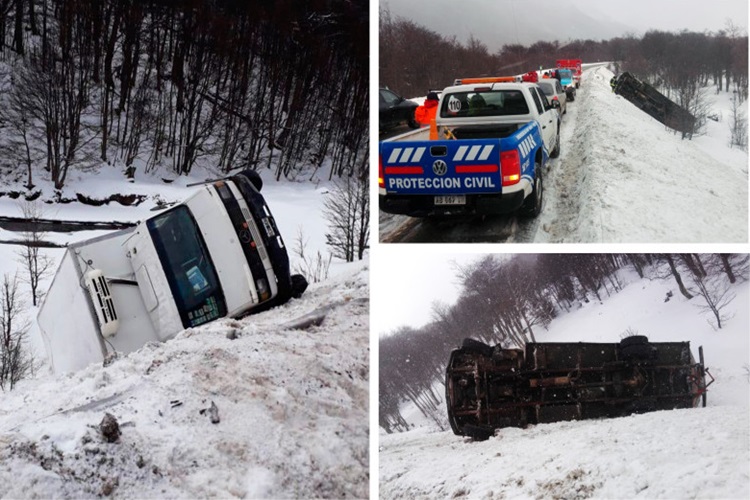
432, 159, 448, 176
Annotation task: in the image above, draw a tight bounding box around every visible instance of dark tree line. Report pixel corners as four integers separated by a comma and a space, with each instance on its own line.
380, 8, 747, 115
379, 253, 747, 433
0, 0, 368, 189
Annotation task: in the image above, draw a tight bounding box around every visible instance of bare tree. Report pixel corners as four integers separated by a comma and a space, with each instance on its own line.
0, 272, 34, 391
322, 174, 369, 262
662, 254, 694, 300
292, 229, 331, 285
729, 91, 747, 151
691, 272, 736, 330
15, 200, 53, 306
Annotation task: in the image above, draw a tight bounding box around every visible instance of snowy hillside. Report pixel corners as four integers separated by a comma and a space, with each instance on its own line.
0, 166, 371, 497
379, 269, 750, 499
0, 260, 369, 498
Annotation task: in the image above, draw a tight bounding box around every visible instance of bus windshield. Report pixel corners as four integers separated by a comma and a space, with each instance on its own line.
147, 206, 227, 328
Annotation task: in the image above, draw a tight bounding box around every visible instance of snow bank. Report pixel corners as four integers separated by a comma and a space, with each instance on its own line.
0, 261, 369, 498
551, 66, 747, 243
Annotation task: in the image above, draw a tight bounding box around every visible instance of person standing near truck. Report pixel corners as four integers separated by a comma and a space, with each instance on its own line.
414, 92, 439, 126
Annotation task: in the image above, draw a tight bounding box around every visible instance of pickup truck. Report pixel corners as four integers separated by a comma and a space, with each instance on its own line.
445, 336, 713, 441
37, 171, 308, 374
379, 80, 561, 218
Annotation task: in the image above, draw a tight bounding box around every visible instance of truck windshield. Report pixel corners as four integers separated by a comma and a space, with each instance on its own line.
147, 206, 227, 328
441, 90, 529, 118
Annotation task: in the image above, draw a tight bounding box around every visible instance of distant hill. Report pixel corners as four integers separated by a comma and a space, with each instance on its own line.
382, 0, 633, 50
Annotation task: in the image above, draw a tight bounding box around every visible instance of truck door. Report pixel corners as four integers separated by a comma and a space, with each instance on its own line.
529, 87, 556, 153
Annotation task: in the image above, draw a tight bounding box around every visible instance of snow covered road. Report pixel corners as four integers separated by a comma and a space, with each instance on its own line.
380, 66, 748, 243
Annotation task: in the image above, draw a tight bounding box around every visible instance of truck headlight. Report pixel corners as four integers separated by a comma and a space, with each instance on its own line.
256, 278, 270, 301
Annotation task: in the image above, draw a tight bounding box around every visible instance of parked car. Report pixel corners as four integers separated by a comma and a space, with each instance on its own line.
379, 87, 419, 132
556, 68, 576, 101
536, 79, 567, 115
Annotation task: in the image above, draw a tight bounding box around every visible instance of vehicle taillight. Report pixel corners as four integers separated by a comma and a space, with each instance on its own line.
500, 150, 521, 186
378, 155, 384, 188
552, 96, 559, 101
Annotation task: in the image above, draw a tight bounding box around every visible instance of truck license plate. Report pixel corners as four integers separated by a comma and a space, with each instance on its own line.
434, 195, 466, 206
262, 218, 276, 237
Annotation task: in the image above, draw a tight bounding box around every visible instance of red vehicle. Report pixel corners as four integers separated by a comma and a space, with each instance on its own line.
521, 71, 538, 83
556, 59, 582, 88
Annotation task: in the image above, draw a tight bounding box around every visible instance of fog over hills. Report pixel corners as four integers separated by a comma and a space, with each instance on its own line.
381, 0, 747, 51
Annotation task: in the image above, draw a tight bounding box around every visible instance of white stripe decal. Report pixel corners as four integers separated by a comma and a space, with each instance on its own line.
412, 147, 425, 163
466, 145, 481, 161
478, 145, 494, 161
399, 147, 414, 163
387, 148, 401, 164
454, 145, 468, 161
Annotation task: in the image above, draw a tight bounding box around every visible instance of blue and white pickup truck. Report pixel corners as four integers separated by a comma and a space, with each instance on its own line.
379, 81, 560, 218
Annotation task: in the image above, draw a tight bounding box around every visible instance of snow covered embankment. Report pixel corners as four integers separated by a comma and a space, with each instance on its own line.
0, 262, 369, 499
380, 405, 748, 499
550, 66, 747, 243
380, 272, 750, 499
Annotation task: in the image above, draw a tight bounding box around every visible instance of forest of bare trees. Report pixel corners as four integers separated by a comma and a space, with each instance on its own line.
0, 0, 369, 190
380, 8, 747, 136
379, 253, 748, 433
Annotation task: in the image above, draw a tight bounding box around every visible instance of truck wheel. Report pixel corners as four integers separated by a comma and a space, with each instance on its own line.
519, 163, 542, 218
407, 112, 419, 129
237, 169, 263, 192
619, 336, 656, 362
462, 424, 495, 441
461, 338, 494, 358
620, 335, 650, 347
550, 130, 561, 158
290, 274, 308, 299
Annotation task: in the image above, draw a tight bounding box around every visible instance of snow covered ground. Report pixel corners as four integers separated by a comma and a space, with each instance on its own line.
380, 65, 749, 243
0, 167, 370, 498
538, 66, 747, 243
379, 268, 750, 499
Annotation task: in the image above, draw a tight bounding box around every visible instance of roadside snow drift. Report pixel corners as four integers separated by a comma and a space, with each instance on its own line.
548, 66, 747, 243
0, 262, 369, 499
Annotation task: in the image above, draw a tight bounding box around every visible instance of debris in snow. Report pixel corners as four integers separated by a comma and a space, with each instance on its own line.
226, 328, 239, 340
200, 401, 220, 424
103, 352, 119, 367
99, 413, 121, 443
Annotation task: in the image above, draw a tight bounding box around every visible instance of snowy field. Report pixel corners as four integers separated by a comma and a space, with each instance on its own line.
0, 168, 370, 498
379, 268, 750, 499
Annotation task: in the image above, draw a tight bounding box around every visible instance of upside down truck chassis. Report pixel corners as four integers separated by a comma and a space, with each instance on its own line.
445, 336, 713, 440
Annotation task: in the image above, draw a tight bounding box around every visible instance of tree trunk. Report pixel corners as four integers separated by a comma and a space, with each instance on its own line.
666, 254, 693, 299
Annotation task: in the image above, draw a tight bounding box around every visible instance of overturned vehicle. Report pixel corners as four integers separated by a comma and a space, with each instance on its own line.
612, 72, 696, 136
445, 336, 712, 441
38, 170, 307, 374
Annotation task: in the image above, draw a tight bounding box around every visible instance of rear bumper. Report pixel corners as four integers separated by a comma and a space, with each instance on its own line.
379, 190, 525, 217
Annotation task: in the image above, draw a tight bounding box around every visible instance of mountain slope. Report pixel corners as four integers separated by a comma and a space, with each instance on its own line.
379, 269, 750, 499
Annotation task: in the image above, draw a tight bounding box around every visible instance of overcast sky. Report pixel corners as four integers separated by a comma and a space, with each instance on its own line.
381, 0, 748, 51
371, 248, 486, 336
